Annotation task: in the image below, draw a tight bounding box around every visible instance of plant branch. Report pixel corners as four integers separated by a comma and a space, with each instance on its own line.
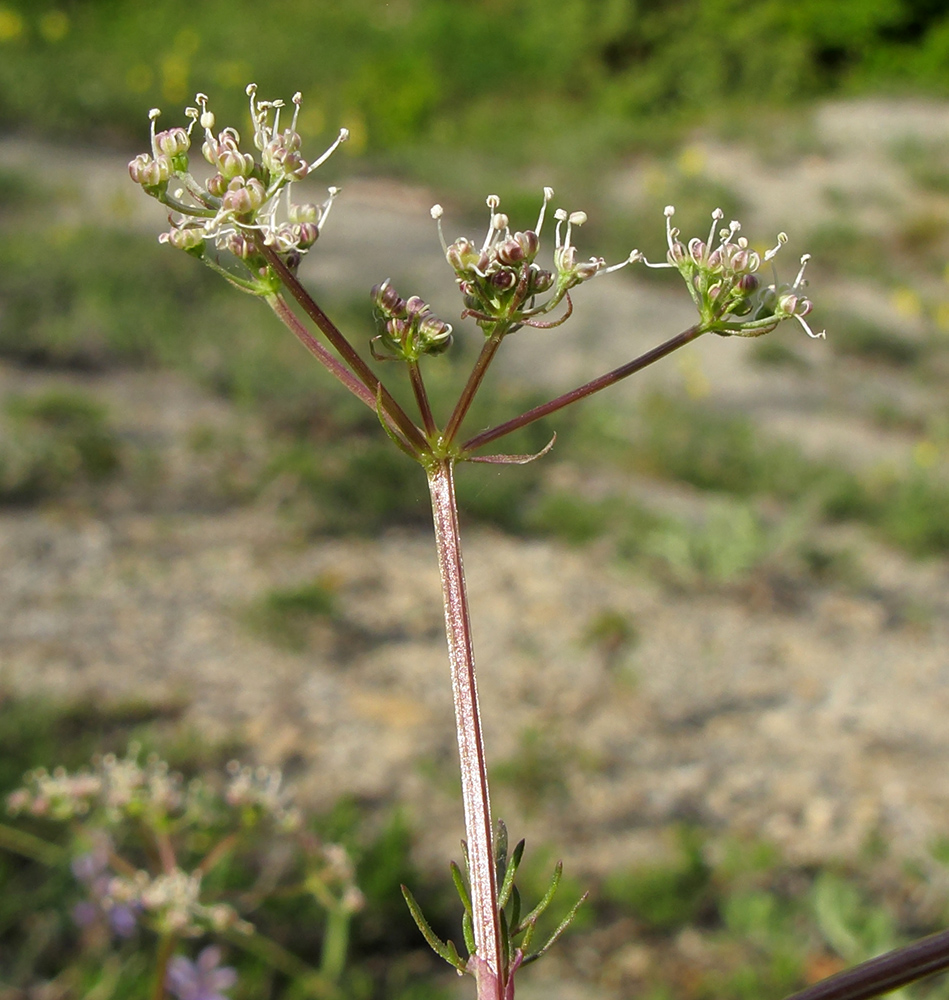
257, 238, 428, 453
461, 324, 703, 454
151, 934, 176, 1000
783, 928, 949, 1000
266, 294, 377, 410
408, 360, 437, 437
443, 326, 507, 445
427, 459, 502, 1000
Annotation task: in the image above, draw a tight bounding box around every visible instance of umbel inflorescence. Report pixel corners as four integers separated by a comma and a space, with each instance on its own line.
129, 85, 348, 292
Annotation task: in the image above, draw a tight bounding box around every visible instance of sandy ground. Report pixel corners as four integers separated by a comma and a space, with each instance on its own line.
3, 97, 949, 997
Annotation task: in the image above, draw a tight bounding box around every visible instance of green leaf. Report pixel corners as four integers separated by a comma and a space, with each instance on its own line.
522, 891, 590, 967
401, 884, 467, 972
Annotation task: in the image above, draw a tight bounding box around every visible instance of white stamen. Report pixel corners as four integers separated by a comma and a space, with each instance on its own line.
290, 92, 302, 133
707, 208, 724, 249
796, 312, 825, 339
535, 187, 554, 235
306, 128, 349, 174
601, 250, 639, 274
318, 187, 339, 229
764, 232, 788, 261
793, 253, 811, 287
553, 208, 568, 249
431, 205, 448, 253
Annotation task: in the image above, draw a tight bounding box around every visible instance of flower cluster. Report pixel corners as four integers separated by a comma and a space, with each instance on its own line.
432, 190, 634, 333
223, 760, 302, 832
7, 745, 186, 824
369, 279, 453, 361
107, 868, 250, 938
634, 206, 824, 339
128, 85, 347, 287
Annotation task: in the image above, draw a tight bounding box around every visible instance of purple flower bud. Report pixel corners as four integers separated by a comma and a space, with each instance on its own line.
293, 223, 319, 248
689, 239, 706, 264
706, 249, 723, 270
489, 269, 517, 291
496, 237, 526, 265
729, 248, 750, 273
529, 268, 553, 293
418, 316, 452, 345
224, 233, 255, 259
405, 295, 428, 317
371, 280, 406, 317
737, 273, 759, 293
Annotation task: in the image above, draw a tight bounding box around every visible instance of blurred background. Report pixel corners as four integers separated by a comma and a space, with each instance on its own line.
4, 1, 949, 998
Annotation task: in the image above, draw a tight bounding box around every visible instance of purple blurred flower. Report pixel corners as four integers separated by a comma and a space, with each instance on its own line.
70, 841, 139, 938
166, 947, 237, 1000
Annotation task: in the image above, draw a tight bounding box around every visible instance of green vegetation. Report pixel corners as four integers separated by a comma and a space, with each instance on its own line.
2, 0, 949, 173
245, 577, 338, 651
0, 389, 122, 502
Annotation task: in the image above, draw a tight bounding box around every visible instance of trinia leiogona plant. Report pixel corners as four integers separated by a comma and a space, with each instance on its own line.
125, 84, 949, 1000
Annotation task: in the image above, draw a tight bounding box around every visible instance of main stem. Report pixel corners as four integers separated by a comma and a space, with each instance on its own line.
427, 459, 502, 1000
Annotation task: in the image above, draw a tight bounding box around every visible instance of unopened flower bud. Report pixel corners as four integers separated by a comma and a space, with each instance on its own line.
166, 226, 205, 252
405, 295, 428, 317
371, 280, 406, 317
154, 127, 190, 157
206, 173, 227, 198
418, 315, 453, 347
490, 269, 517, 291
218, 148, 255, 179
737, 273, 759, 293
222, 177, 265, 215
528, 268, 553, 294
778, 292, 798, 315
289, 203, 319, 224
294, 222, 319, 248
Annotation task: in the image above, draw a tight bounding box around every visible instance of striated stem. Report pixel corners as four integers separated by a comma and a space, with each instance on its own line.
443, 327, 506, 445
427, 459, 503, 1000
267, 294, 378, 411
782, 928, 949, 1000
408, 360, 437, 438
462, 324, 703, 454
257, 238, 428, 454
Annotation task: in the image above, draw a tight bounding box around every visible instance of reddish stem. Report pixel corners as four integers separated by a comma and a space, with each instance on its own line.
443, 327, 506, 445
408, 360, 437, 438
462, 324, 703, 454
257, 238, 428, 453
267, 294, 377, 410
427, 459, 503, 1000
782, 928, 949, 1000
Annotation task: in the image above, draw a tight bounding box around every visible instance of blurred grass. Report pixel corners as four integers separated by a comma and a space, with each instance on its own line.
1, 0, 948, 179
